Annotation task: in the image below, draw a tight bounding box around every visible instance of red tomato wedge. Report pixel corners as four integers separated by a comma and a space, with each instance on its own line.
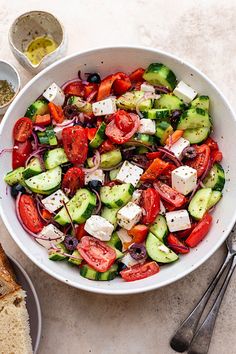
141, 158, 169, 181
129, 68, 145, 82
48, 102, 64, 123
185, 144, 210, 178
12, 140, 32, 169
62, 126, 88, 164
19, 194, 43, 233
63, 80, 85, 96
13, 118, 33, 143
75, 223, 87, 240
77, 236, 116, 272
128, 224, 149, 243
113, 74, 131, 96
62, 167, 85, 197
120, 261, 160, 282
185, 213, 212, 248
98, 139, 116, 154
114, 110, 135, 133
85, 127, 97, 141
141, 188, 160, 224
35, 114, 51, 127
167, 233, 190, 254
154, 181, 187, 208
105, 111, 140, 144
146, 151, 162, 160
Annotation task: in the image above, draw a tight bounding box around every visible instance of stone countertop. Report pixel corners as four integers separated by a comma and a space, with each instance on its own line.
1, 0, 236, 353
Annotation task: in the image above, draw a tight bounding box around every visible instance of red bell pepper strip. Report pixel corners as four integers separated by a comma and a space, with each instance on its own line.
185, 213, 212, 248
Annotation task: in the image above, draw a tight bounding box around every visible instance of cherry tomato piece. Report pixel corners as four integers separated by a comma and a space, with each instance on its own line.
185, 144, 210, 178
62, 126, 88, 164
141, 188, 160, 224
154, 181, 187, 209
175, 222, 198, 239
114, 110, 135, 133
205, 137, 219, 151
63, 81, 85, 96
129, 68, 145, 82
185, 213, 212, 248
19, 194, 44, 233
12, 140, 32, 169
97, 72, 129, 101
146, 151, 162, 160
105, 112, 140, 144
13, 118, 33, 143
48, 102, 64, 123
85, 127, 97, 141
35, 114, 51, 127
167, 233, 190, 254
75, 223, 87, 240
77, 236, 116, 272
120, 261, 160, 282
98, 139, 116, 154
113, 74, 131, 96
128, 224, 149, 243
62, 167, 85, 197
211, 150, 223, 163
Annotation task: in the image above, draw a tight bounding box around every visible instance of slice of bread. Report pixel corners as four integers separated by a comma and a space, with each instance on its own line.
0, 244, 33, 354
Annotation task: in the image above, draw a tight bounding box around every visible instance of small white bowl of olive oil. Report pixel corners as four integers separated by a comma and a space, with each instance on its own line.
0, 60, 20, 115
9, 11, 67, 74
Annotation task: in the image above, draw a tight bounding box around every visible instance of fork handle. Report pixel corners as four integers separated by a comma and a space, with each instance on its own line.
188, 256, 236, 354
170, 252, 232, 352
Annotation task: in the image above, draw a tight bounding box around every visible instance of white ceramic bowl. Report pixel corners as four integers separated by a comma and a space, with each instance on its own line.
0, 47, 236, 295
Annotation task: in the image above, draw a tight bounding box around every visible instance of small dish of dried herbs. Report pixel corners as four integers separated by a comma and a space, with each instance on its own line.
0, 60, 20, 114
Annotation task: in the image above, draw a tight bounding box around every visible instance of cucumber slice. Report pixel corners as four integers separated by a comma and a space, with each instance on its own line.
25, 99, 49, 121
142, 108, 171, 120
87, 149, 122, 169
54, 188, 96, 225
177, 108, 211, 130
154, 94, 185, 110
101, 207, 120, 228
183, 127, 210, 144
136, 146, 149, 154
25, 166, 62, 195
22, 157, 42, 179
155, 121, 174, 145
89, 122, 106, 148
143, 63, 177, 90
188, 188, 212, 220
116, 91, 153, 111
203, 163, 225, 191
4, 167, 24, 186
106, 232, 122, 251
80, 264, 118, 281
44, 148, 68, 170
100, 183, 134, 208
207, 191, 222, 209
146, 232, 178, 263
46, 127, 57, 146
106, 244, 124, 259
109, 168, 120, 181
191, 95, 210, 111
149, 215, 168, 242
133, 133, 156, 146
68, 250, 83, 266
68, 96, 92, 114
48, 243, 67, 261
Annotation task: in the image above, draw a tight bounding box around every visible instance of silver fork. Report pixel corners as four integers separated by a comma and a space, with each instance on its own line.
170, 229, 236, 353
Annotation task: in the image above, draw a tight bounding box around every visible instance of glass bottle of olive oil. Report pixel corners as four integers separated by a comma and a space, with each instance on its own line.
24, 36, 58, 66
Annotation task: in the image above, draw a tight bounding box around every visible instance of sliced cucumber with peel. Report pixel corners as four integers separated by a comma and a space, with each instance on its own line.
25, 99, 49, 121
100, 183, 134, 208
23, 157, 42, 179
207, 191, 222, 209
146, 232, 178, 263
203, 163, 225, 191
87, 149, 122, 169
143, 63, 177, 90
191, 95, 210, 111
4, 167, 24, 186
80, 264, 118, 281
177, 108, 211, 130
25, 166, 62, 195
183, 127, 210, 144
149, 215, 168, 242
188, 188, 212, 220
44, 148, 68, 170
155, 121, 174, 145
142, 108, 171, 120
154, 94, 185, 110
89, 122, 106, 148
101, 207, 120, 228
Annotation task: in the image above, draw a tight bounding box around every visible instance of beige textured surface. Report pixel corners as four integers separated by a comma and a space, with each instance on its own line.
1, 1, 236, 353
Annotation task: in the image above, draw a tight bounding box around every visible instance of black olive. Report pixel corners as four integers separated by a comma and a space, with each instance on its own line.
11, 184, 26, 198
117, 262, 127, 273
88, 180, 102, 192
61, 162, 73, 174
87, 73, 101, 84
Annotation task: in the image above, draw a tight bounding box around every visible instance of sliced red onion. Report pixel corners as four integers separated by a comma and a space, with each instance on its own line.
62, 200, 76, 236
154, 85, 171, 93
61, 78, 81, 91
49, 243, 82, 260
0, 147, 14, 157
136, 93, 159, 118
92, 189, 102, 214
124, 140, 154, 151
129, 243, 147, 260
82, 150, 101, 173
31, 131, 39, 150
54, 117, 76, 127
33, 126, 46, 132
25, 147, 47, 167
157, 147, 182, 166
86, 90, 97, 102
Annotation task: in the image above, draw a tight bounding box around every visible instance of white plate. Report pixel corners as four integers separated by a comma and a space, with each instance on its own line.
1, 46, 236, 295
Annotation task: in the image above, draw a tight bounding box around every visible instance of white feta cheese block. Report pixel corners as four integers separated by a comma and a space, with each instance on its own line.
159, 200, 166, 215
131, 189, 142, 204
92, 98, 117, 116
138, 119, 156, 135
85, 169, 105, 185
172, 165, 197, 196
41, 189, 69, 213
36, 224, 65, 249
116, 161, 143, 187
173, 80, 197, 103
121, 253, 144, 267
43, 82, 65, 106
54, 120, 74, 140
84, 215, 114, 241
165, 137, 190, 160
140, 82, 155, 93
117, 202, 143, 230
165, 210, 191, 232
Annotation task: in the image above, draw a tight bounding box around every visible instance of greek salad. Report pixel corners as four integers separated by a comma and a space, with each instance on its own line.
3, 63, 225, 282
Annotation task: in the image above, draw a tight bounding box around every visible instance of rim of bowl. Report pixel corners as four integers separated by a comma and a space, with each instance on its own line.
0, 60, 21, 108
1, 45, 236, 295
7, 254, 42, 353
8, 10, 66, 69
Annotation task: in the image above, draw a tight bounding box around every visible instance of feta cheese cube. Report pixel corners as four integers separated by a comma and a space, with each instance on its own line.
117, 228, 132, 244
140, 82, 155, 93
36, 224, 65, 249
172, 166, 197, 195
173, 81, 197, 103
54, 120, 74, 140
165, 137, 190, 160
92, 98, 117, 116
85, 169, 105, 185
41, 189, 69, 213
121, 253, 144, 267
165, 210, 191, 232
159, 200, 166, 215
84, 215, 114, 241
116, 161, 143, 187
43, 82, 65, 106
117, 202, 143, 230
138, 119, 156, 135
131, 189, 142, 204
